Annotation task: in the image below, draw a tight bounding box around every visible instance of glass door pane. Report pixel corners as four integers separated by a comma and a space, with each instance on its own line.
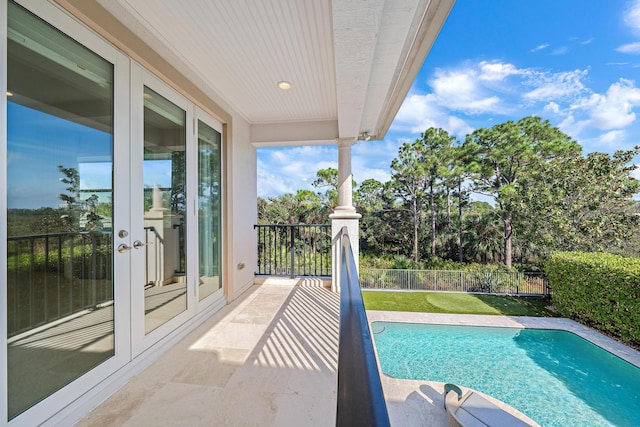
6, 1, 114, 419
197, 120, 222, 300
142, 86, 187, 333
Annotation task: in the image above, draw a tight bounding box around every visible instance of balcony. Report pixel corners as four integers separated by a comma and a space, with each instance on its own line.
73, 229, 457, 426
74, 230, 394, 426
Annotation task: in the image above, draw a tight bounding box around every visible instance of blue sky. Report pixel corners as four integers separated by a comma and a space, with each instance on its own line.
257, 0, 640, 198
7, 103, 171, 209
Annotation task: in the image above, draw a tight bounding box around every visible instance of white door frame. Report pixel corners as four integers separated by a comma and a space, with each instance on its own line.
194, 107, 226, 312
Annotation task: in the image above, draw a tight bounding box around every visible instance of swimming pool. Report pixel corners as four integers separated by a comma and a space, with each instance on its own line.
372, 322, 640, 427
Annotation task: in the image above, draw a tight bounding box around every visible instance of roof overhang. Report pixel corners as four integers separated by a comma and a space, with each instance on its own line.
55, 0, 454, 145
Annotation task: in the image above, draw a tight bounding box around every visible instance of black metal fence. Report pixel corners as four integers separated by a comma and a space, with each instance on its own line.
360, 268, 549, 296
254, 224, 331, 277
7, 231, 113, 337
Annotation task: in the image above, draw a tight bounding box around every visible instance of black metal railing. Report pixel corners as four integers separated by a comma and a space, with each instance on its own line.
255, 224, 331, 278
7, 231, 113, 337
360, 269, 550, 296
336, 227, 390, 427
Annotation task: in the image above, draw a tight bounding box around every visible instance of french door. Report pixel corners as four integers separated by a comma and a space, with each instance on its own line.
4, 2, 224, 423
129, 67, 195, 354
129, 64, 224, 356
5, 1, 130, 423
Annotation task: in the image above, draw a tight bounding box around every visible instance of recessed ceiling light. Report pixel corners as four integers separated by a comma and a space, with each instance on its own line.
6, 91, 13, 97
278, 81, 291, 90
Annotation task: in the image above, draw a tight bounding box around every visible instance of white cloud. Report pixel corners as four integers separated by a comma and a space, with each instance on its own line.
551, 46, 570, 55
586, 79, 640, 129
394, 93, 474, 136
271, 150, 289, 162
395, 59, 640, 151
522, 69, 588, 102
530, 43, 549, 52
257, 142, 398, 197
599, 130, 626, 146
556, 115, 590, 140
352, 159, 391, 184
478, 61, 522, 81
395, 93, 441, 126
257, 146, 337, 197
544, 102, 560, 114
430, 67, 502, 113
624, 0, 640, 35
616, 42, 640, 54
353, 139, 402, 157
619, 1, 640, 53
447, 116, 475, 136
396, 61, 594, 138
256, 162, 296, 197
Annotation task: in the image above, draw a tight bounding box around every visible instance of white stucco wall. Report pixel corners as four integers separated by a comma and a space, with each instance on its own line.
226, 117, 257, 300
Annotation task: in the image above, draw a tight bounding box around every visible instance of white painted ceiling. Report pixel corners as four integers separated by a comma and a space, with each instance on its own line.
97, 0, 455, 145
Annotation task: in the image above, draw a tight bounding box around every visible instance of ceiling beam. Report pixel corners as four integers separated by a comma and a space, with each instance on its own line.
250, 120, 338, 147
332, 0, 385, 139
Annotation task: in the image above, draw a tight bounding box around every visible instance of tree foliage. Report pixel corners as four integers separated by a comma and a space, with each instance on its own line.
520, 148, 640, 253
258, 117, 640, 269
461, 116, 581, 267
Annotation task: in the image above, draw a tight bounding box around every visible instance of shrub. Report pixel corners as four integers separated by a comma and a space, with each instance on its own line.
360, 254, 396, 269
544, 252, 640, 347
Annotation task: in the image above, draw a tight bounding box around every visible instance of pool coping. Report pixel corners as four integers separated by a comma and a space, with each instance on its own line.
366, 311, 640, 427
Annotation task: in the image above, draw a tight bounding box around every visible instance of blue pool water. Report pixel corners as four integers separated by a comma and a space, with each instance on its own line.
372, 322, 640, 427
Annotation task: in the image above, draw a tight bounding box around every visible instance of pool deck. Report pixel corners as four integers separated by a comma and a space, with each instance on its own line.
367, 311, 640, 427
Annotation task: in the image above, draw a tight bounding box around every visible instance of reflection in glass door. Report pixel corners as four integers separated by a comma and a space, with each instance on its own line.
6, 1, 115, 419
142, 87, 187, 334
198, 120, 222, 301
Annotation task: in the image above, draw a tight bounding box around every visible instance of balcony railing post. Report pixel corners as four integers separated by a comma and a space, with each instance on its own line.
290, 226, 295, 279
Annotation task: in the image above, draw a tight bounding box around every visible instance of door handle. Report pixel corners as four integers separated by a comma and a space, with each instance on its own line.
117, 243, 132, 253
133, 240, 146, 249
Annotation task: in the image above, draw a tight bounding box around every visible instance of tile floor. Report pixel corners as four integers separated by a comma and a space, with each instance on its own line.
77, 285, 339, 427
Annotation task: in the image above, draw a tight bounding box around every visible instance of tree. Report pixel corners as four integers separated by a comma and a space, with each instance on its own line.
419, 128, 456, 257
312, 167, 339, 189
462, 116, 580, 268
258, 194, 298, 224
390, 139, 429, 263
462, 202, 503, 264
356, 179, 403, 255
446, 144, 471, 262
355, 178, 385, 212
519, 147, 640, 252
58, 165, 104, 231
389, 129, 459, 262
312, 167, 340, 210
294, 189, 325, 223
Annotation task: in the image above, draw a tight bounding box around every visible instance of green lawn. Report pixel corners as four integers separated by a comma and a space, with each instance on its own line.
362, 291, 559, 317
